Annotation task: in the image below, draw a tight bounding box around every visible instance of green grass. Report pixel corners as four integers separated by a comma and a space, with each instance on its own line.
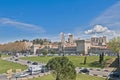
76, 74, 105, 80
21, 56, 52, 63
0, 59, 27, 74
21, 56, 116, 68
31, 74, 54, 80
1, 54, 11, 58
30, 74, 105, 80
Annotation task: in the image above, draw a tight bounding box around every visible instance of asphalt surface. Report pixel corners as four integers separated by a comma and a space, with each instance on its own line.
1, 56, 47, 80
0, 55, 116, 80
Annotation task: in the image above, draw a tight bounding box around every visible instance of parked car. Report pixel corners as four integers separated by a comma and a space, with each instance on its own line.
15, 59, 18, 61
108, 72, 120, 79
12, 56, 15, 58
15, 72, 29, 78
80, 68, 89, 74
47, 53, 52, 56
53, 54, 59, 56
41, 65, 48, 73
10, 58, 12, 60
32, 62, 38, 65
27, 61, 31, 64
37, 54, 43, 56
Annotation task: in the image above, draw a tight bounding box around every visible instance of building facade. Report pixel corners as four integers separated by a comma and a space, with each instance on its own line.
91, 36, 106, 46
30, 35, 113, 55
76, 40, 91, 54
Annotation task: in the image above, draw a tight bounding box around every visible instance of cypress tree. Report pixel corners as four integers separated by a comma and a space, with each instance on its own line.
84, 56, 87, 65
99, 54, 102, 64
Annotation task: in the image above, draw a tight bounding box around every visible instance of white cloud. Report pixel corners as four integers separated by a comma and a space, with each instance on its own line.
74, 1, 120, 40
89, 1, 120, 39
84, 25, 115, 35
91, 1, 120, 30
84, 30, 93, 34
0, 18, 45, 33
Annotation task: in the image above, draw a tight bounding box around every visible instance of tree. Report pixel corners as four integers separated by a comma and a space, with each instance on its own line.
0, 42, 27, 55
32, 38, 51, 45
117, 53, 120, 67
108, 37, 120, 54
0, 54, 1, 58
42, 49, 48, 56
101, 52, 104, 61
99, 54, 102, 64
84, 56, 87, 65
46, 57, 76, 80
43, 39, 51, 45
99, 52, 104, 64
50, 49, 56, 55
108, 37, 120, 67
32, 38, 43, 45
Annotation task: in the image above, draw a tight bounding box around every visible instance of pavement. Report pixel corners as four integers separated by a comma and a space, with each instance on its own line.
0, 72, 51, 80
0, 55, 117, 80
76, 67, 115, 78
1, 56, 47, 80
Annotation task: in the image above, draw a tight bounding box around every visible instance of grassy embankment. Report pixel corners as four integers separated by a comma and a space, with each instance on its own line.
21, 56, 116, 68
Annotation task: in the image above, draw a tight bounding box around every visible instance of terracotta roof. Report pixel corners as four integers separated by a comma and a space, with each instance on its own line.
91, 45, 108, 49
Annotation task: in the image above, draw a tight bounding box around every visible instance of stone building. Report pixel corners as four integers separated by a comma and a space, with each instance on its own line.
30, 44, 41, 54
91, 36, 106, 46
76, 40, 91, 54
68, 33, 74, 44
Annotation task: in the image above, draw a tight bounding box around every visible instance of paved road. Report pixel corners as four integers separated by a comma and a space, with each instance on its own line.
1, 56, 116, 80
76, 67, 114, 78
0, 74, 8, 80
0, 72, 51, 80
2, 56, 46, 66
1, 56, 47, 80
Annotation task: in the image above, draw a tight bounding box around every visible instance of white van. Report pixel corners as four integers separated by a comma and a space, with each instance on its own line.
28, 65, 42, 75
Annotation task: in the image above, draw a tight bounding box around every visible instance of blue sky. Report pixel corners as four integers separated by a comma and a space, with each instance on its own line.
0, 0, 120, 43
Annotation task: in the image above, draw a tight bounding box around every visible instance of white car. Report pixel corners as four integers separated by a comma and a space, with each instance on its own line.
15, 72, 29, 78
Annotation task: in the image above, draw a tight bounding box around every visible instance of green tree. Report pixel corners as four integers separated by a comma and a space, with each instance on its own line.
0, 42, 27, 55
84, 56, 87, 65
50, 49, 56, 55
99, 52, 104, 64
46, 57, 76, 80
32, 38, 51, 45
43, 39, 51, 45
101, 52, 104, 61
32, 38, 43, 45
108, 37, 120, 67
117, 53, 120, 67
108, 37, 120, 54
99, 54, 102, 64
42, 49, 48, 56
0, 54, 1, 58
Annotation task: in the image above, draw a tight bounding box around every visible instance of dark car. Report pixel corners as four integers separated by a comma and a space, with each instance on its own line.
32, 62, 38, 65
10, 58, 12, 60
15, 59, 18, 61
108, 72, 120, 79
80, 68, 89, 74
41, 65, 48, 73
27, 61, 31, 64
